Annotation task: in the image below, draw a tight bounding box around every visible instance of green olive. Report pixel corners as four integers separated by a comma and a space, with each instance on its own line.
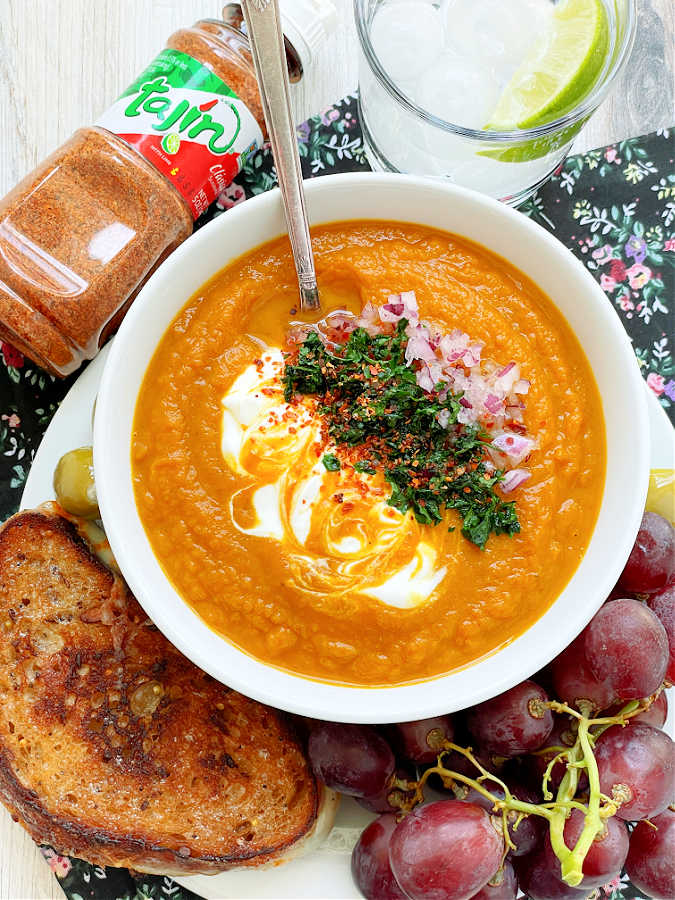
53, 446, 99, 519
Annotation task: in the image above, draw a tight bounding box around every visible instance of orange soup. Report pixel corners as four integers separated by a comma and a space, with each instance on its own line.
132, 222, 605, 686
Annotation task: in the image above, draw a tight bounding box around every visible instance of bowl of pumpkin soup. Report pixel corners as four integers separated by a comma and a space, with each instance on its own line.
93, 174, 649, 723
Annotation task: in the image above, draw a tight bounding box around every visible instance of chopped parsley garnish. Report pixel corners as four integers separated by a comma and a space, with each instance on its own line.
283, 322, 520, 549
322, 453, 341, 471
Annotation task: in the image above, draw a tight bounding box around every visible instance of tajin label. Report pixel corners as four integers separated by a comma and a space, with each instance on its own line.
96, 49, 263, 218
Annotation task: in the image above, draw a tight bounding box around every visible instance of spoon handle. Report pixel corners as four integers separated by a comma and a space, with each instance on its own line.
241, 0, 320, 311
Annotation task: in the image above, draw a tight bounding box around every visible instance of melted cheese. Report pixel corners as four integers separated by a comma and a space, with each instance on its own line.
220, 348, 448, 610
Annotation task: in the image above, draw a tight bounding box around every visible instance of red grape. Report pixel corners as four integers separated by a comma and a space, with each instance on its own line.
466, 681, 553, 758
351, 814, 407, 900
633, 691, 669, 727
619, 512, 675, 593
388, 801, 504, 900
358, 766, 416, 814
551, 634, 616, 714
608, 691, 669, 728
308, 722, 395, 798
625, 808, 675, 899
542, 807, 629, 889
584, 598, 668, 700
531, 664, 555, 696
388, 715, 455, 764
607, 582, 637, 601
459, 780, 541, 857
648, 581, 675, 683
595, 724, 674, 820
469, 860, 517, 899
514, 850, 587, 899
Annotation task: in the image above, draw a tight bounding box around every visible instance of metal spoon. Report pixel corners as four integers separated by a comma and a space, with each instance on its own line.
240, 0, 320, 312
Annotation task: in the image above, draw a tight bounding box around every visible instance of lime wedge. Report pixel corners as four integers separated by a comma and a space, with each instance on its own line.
485, 0, 610, 131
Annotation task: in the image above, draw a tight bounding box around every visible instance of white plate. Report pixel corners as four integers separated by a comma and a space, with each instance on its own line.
20, 341, 675, 899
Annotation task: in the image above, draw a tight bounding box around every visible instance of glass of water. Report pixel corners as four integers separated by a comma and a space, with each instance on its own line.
354, 0, 636, 204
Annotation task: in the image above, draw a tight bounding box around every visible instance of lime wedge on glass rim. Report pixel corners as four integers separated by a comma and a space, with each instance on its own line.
480, 0, 610, 162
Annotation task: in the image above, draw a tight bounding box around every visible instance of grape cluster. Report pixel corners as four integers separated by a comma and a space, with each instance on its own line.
307, 511, 675, 899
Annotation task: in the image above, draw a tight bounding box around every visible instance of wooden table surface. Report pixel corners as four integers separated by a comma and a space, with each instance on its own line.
0, 0, 672, 897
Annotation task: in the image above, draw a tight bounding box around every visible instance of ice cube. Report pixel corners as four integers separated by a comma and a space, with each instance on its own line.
361, 63, 446, 175
442, 0, 553, 85
370, 1, 445, 83
412, 52, 501, 130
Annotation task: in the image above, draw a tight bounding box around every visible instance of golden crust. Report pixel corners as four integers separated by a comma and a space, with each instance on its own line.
0, 507, 318, 874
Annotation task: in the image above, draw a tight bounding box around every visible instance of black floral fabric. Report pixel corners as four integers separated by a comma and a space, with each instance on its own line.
0, 94, 672, 899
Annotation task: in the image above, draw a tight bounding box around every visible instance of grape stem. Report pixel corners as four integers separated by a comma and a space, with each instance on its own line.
548, 713, 608, 887
539, 695, 660, 886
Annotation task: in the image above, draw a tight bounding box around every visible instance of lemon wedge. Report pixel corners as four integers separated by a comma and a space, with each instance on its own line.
646, 469, 675, 524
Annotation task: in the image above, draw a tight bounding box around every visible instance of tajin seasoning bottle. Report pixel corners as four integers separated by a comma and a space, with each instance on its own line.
0, 1, 335, 376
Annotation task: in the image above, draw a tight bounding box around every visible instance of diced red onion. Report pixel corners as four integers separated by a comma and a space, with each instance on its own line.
357, 302, 384, 335
416, 363, 435, 393
380, 290, 419, 323
495, 362, 520, 393
492, 432, 536, 464
400, 291, 419, 321
484, 393, 503, 415
405, 326, 436, 364
464, 343, 483, 367
326, 312, 356, 331
500, 468, 531, 493
322, 312, 357, 345
457, 407, 477, 425
438, 330, 469, 364
379, 301, 404, 322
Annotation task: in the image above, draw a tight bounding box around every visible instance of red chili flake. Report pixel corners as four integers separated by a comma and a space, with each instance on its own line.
333, 493, 344, 504
342, 502, 355, 513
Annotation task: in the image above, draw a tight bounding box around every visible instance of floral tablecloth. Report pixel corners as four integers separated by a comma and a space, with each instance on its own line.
0, 95, 673, 899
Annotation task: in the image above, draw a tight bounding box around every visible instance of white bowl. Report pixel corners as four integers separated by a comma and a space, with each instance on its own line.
94, 174, 649, 723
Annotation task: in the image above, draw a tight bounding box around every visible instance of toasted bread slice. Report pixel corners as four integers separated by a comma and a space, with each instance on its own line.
0, 505, 329, 875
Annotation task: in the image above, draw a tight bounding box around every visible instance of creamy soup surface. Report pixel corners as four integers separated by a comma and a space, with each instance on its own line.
132, 222, 606, 686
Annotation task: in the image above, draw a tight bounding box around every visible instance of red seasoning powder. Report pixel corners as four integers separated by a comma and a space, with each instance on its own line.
0, 19, 269, 376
